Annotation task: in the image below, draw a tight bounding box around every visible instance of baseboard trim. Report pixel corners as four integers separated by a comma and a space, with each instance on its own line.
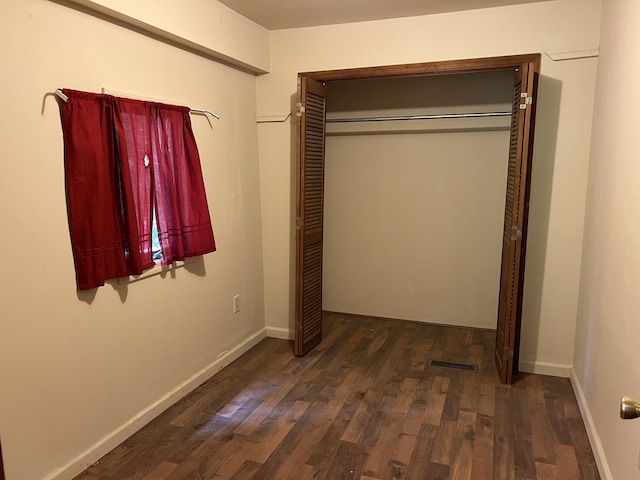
518, 360, 572, 378
266, 326, 294, 340
44, 328, 268, 480
570, 368, 612, 480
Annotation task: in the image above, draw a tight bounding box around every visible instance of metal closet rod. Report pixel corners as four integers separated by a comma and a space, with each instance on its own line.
54, 88, 220, 120
326, 111, 511, 123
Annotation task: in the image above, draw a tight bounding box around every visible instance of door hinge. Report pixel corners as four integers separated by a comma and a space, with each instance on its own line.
296, 217, 304, 230
520, 93, 534, 109
296, 102, 306, 117
511, 226, 522, 241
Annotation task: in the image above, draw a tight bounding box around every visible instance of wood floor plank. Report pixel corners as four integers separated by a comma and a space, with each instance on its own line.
218, 400, 311, 477
323, 439, 368, 480
425, 462, 450, 480
306, 403, 353, 471
471, 414, 494, 480
140, 461, 178, 480
384, 460, 409, 480
530, 403, 557, 464
511, 384, 535, 479
493, 386, 516, 480
233, 377, 297, 436
459, 372, 481, 413
402, 377, 433, 436
424, 376, 450, 426
72, 313, 600, 480
296, 464, 322, 480
392, 377, 419, 414
340, 388, 379, 443
257, 402, 333, 479
406, 424, 438, 480
228, 460, 261, 480
362, 411, 405, 478
409, 338, 434, 372
568, 418, 600, 480
553, 443, 580, 480
534, 461, 559, 479
387, 432, 417, 478
430, 420, 457, 466
449, 410, 476, 480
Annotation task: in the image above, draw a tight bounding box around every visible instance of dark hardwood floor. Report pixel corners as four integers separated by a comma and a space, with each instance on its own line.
75, 313, 600, 480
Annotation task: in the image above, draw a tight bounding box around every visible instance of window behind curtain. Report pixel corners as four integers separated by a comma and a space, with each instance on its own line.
59, 89, 216, 290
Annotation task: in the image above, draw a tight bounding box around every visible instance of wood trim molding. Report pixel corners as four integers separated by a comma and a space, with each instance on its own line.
301, 54, 541, 82
0, 439, 5, 480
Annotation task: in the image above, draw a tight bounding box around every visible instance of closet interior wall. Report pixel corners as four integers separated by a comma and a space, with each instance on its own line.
322, 71, 515, 329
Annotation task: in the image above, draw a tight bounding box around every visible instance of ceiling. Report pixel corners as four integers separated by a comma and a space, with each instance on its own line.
217, 0, 551, 30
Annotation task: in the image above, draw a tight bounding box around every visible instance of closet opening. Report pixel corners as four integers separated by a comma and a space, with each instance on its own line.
294, 54, 540, 384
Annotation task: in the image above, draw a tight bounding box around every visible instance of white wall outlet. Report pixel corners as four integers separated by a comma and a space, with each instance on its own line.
233, 294, 240, 314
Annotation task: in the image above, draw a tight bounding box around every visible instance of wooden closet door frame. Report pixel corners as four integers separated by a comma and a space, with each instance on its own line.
295, 54, 540, 384
0, 439, 5, 480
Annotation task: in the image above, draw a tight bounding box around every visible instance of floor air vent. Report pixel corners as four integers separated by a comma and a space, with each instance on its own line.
429, 360, 477, 372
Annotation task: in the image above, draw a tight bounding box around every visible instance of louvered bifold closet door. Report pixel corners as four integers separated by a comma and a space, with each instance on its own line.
295, 77, 327, 356
495, 62, 538, 384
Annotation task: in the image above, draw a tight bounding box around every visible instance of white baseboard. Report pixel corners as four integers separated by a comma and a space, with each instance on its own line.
570, 368, 612, 480
44, 328, 268, 480
519, 360, 572, 378
266, 326, 294, 340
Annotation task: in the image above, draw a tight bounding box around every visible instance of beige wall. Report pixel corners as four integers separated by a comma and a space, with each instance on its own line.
64, 0, 270, 73
0, 1, 265, 479
257, 0, 601, 375
573, 0, 640, 477
322, 73, 511, 328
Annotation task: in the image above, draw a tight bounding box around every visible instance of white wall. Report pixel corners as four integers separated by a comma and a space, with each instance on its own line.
0, 1, 265, 479
322, 73, 512, 329
257, 0, 601, 375
573, 0, 640, 478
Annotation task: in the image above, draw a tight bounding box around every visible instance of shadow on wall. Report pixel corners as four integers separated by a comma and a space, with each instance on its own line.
75, 256, 208, 305
520, 74, 563, 365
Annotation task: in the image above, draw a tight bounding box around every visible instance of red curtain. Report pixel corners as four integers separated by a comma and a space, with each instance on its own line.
59, 89, 216, 290
60, 90, 147, 289
112, 98, 156, 269
125, 101, 216, 265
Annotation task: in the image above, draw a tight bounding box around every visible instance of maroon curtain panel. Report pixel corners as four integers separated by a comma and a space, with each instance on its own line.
59, 90, 216, 290
149, 105, 216, 264
112, 98, 156, 269
60, 90, 147, 290
114, 98, 216, 266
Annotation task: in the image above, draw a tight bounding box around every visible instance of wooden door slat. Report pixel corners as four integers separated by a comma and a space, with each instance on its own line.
494, 60, 539, 384
295, 78, 327, 356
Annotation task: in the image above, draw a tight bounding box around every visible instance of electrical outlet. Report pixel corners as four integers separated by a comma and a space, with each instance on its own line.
233, 294, 240, 314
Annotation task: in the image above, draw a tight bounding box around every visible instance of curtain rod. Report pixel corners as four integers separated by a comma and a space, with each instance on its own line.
54, 88, 220, 120
326, 111, 511, 123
